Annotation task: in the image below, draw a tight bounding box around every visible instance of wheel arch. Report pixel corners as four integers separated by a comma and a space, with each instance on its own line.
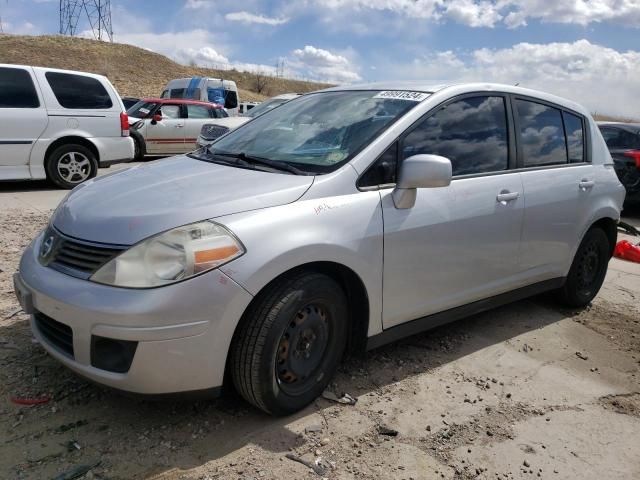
45, 136, 100, 166
226, 260, 371, 379
590, 216, 617, 257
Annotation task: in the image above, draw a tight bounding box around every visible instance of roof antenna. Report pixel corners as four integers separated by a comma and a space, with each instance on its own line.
514, 82, 520, 86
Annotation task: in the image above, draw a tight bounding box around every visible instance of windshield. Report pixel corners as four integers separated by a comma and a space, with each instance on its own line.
245, 97, 293, 118
209, 91, 425, 173
127, 101, 159, 118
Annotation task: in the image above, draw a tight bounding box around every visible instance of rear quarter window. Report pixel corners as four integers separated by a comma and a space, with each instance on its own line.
0, 67, 39, 108
562, 112, 585, 163
45, 72, 113, 109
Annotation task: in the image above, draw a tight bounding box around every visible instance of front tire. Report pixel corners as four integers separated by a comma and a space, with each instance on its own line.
557, 228, 610, 308
230, 272, 348, 415
46, 144, 98, 189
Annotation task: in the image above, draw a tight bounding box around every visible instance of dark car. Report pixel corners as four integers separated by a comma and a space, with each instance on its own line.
598, 122, 640, 205
121, 96, 141, 110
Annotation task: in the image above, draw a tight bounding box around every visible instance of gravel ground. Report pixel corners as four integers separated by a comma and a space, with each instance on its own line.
1, 206, 639, 480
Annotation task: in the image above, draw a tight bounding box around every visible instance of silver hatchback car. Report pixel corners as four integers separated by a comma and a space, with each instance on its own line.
15, 83, 625, 415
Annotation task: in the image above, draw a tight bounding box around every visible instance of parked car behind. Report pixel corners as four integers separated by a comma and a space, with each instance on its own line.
0, 64, 134, 188
597, 122, 640, 205
196, 93, 301, 148
127, 98, 238, 159
121, 96, 140, 110
16, 83, 624, 416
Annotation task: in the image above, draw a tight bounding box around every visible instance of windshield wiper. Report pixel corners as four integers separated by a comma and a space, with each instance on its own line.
209, 150, 310, 176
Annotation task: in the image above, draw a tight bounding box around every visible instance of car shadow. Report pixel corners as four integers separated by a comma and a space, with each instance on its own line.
1, 292, 576, 479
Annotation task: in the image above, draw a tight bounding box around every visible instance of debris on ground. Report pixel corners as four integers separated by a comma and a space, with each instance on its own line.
51, 461, 100, 480
377, 425, 399, 437
575, 351, 589, 361
10, 394, 51, 406
614, 240, 640, 263
321, 389, 357, 405
285, 453, 328, 476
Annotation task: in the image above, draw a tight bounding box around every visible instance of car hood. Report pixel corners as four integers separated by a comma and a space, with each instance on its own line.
52, 156, 314, 245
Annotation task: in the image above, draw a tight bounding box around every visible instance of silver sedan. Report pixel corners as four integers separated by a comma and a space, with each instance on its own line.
15, 82, 625, 415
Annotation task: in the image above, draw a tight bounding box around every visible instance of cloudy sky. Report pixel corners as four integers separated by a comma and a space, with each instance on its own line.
2, 0, 639, 117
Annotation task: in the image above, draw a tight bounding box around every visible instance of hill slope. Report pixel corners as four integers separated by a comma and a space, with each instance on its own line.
0, 34, 329, 102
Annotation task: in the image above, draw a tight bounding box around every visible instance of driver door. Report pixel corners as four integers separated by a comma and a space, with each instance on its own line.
380, 94, 525, 328
145, 103, 185, 154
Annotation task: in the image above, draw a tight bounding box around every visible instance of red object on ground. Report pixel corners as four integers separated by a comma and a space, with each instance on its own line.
10, 395, 51, 406
613, 240, 640, 263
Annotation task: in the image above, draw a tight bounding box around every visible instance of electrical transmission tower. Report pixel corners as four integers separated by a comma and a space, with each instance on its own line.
59, 0, 113, 41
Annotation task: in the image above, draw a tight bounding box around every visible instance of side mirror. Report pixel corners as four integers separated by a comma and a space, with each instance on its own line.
392, 154, 452, 209
151, 113, 162, 124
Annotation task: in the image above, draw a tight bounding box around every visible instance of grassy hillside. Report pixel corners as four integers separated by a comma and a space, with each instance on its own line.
0, 34, 329, 102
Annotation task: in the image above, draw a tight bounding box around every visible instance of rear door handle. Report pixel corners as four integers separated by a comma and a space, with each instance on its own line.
579, 179, 594, 191
175, 124, 184, 128
496, 191, 520, 204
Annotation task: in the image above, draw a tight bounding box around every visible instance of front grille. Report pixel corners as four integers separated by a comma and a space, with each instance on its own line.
200, 124, 230, 141
40, 227, 125, 278
34, 311, 74, 358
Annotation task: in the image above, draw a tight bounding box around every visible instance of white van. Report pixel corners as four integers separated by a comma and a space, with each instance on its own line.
161, 77, 240, 116
0, 64, 134, 189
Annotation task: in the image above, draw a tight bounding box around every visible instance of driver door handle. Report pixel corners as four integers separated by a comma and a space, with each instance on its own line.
496, 191, 520, 204
175, 124, 184, 128
579, 179, 594, 191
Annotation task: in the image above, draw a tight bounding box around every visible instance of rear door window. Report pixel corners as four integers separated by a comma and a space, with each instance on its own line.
45, 72, 113, 109
515, 99, 567, 167
0, 67, 39, 108
402, 95, 509, 176
562, 112, 585, 163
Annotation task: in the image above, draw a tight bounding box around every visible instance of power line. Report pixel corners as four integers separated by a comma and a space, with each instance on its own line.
59, 0, 113, 41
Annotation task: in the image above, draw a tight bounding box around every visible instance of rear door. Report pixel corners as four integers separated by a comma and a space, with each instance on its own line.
515, 97, 594, 281
183, 104, 215, 152
145, 103, 185, 154
0, 66, 48, 168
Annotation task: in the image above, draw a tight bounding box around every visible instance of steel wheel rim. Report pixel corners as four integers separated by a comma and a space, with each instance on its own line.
276, 303, 330, 396
576, 240, 600, 294
57, 152, 91, 184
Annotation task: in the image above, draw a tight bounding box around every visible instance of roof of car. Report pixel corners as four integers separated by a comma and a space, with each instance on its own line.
318, 82, 588, 115
142, 98, 223, 108
597, 121, 640, 129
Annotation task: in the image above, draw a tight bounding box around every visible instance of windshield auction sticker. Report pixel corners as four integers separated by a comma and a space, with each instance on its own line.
373, 91, 429, 101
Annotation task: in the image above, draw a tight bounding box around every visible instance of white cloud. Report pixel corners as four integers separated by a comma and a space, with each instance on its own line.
313, 0, 640, 28
290, 45, 361, 83
225, 11, 289, 25
399, 39, 640, 118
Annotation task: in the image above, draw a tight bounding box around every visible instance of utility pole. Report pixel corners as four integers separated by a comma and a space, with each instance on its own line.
59, 0, 113, 41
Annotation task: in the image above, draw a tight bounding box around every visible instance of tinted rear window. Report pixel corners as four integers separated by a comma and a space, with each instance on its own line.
563, 112, 585, 163
0, 67, 39, 108
516, 99, 567, 167
45, 72, 113, 109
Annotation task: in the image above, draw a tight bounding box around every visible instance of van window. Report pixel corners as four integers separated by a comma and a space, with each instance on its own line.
515, 99, 567, 167
224, 91, 239, 109
402, 96, 509, 176
45, 72, 113, 109
0, 67, 39, 108
186, 104, 211, 119
563, 112, 585, 163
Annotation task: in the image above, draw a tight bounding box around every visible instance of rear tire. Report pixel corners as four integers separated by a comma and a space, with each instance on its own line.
230, 272, 348, 415
46, 144, 98, 189
557, 228, 610, 308
130, 130, 145, 161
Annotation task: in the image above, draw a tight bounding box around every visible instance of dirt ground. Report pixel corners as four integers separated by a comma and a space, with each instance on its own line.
1, 204, 639, 480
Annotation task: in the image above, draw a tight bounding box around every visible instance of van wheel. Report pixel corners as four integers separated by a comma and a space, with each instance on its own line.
46, 144, 98, 189
557, 228, 610, 308
230, 272, 348, 415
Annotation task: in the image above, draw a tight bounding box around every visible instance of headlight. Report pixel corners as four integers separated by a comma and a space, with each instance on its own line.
90, 221, 244, 288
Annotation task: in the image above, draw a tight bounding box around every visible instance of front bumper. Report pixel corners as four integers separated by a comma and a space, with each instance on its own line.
17, 233, 253, 394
